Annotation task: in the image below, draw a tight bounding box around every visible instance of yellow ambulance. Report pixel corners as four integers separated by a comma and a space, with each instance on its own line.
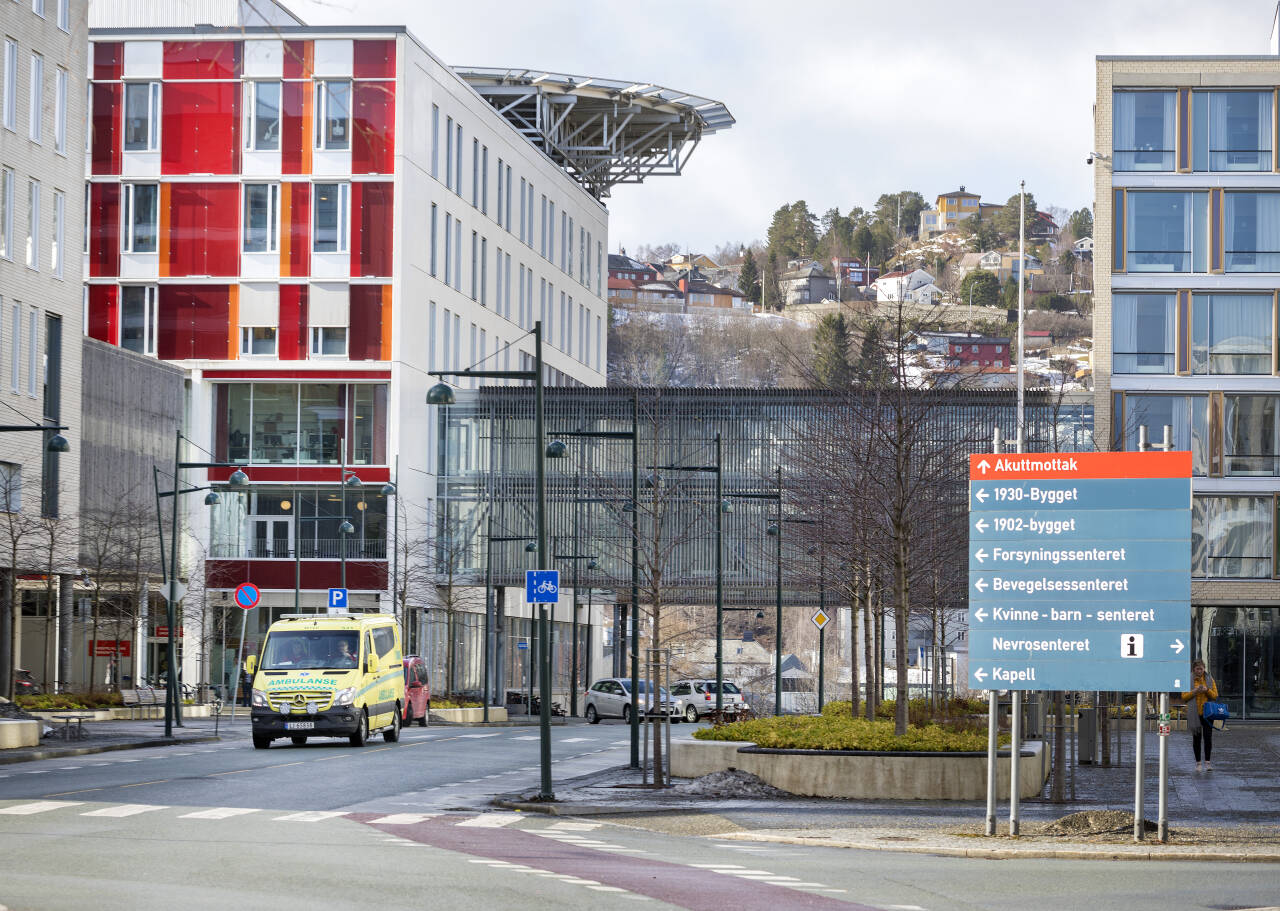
245, 613, 404, 749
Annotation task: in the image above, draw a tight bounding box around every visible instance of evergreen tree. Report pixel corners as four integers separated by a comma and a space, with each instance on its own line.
812, 314, 854, 388
855, 319, 889, 386
762, 250, 783, 311
994, 191, 1038, 238
958, 269, 1000, 308
738, 252, 762, 304
1067, 207, 1093, 240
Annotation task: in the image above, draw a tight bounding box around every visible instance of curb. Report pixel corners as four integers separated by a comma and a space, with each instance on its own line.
714, 831, 1280, 863
0, 734, 222, 764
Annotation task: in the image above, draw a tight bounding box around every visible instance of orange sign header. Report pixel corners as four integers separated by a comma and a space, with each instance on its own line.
968, 451, 1191, 481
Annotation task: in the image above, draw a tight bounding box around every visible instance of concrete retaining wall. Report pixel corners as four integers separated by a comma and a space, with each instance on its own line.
671, 738, 1048, 800
0, 719, 42, 749
430, 707, 509, 723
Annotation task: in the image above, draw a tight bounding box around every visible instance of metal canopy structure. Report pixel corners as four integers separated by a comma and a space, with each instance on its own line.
453, 67, 735, 200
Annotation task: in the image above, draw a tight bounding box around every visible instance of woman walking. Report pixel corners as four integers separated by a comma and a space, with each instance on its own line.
1180, 659, 1219, 772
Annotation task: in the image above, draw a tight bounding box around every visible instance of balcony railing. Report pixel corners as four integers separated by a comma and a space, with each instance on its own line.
210, 539, 388, 560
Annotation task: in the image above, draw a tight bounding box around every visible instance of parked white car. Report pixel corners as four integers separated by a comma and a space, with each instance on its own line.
583, 677, 678, 723
670, 679, 747, 722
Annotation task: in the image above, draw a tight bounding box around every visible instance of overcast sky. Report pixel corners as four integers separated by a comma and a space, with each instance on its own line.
290, 0, 1279, 253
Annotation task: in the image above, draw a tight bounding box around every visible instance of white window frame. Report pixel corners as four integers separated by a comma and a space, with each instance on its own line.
50, 189, 62, 277
28, 53, 41, 144
25, 178, 38, 269
240, 326, 278, 357
122, 81, 160, 152
121, 183, 158, 254
243, 80, 281, 152
2, 40, 15, 131
32, 0, 45, 17
119, 285, 157, 356
0, 167, 11, 260
310, 326, 347, 357
9, 301, 19, 391
311, 182, 349, 254
53, 66, 65, 154
242, 183, 280, 254
0, 461, 20, 513
57, 0, 68, 31
313, 79, 350, 151
26, 307, 37, 397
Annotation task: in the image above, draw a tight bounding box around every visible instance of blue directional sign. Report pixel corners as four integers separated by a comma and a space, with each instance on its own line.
968, 451, 1191, 692
525, 570, 559, 604
327, 588, 348, 609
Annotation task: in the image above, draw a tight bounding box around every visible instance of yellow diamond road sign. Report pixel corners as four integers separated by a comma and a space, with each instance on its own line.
811, 609, 830, 630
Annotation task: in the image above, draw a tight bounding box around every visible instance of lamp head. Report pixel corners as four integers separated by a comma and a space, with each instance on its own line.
720, 499, 733, 514
339, 520, 356, 535
621, 501, 636, 513
643, 473, 661, 489
228, 469, 250, 488
426, 382, 456, 406
344, 473, 363, 488
380, 482, 396, 496
46, 433, 70, 453
755, 611, 765, 620
544, 440, 567, 459
204, 490, 221, 506
587, 558, 599, 570
766, 523, 779, 537
524, 541, 537, 553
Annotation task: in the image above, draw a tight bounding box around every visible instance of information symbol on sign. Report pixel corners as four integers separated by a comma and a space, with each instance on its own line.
1122, 633, 1144, 659
811, 609, 830, 630
328, 588, 348, 609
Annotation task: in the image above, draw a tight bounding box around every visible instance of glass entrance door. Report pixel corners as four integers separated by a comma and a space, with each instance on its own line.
1244, 610, 1279, 719
252, 517, 292, 558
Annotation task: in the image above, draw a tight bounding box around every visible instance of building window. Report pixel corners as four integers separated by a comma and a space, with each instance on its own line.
1222, 395, 1280, 477
244, 81, 281, 151
50, 189, 62, 276
1113, 91, 1175, 171
240, 326, 278, 356
243, 183, 279, 253
430, 203, 438, 277
480, 236, 487, 306
32, 0, 45, 16
496, 157, 503, 227
2, 40, 15, 132
1225, 192, 1280, 272
123, 82, 160, 152
443, 212, 452, 285
481, 145, 488, 214
453, 216, 461, 290
470, 230, 477, 300
121, 183, 158, 254
472, 138, 478, 207
310, 326, 347, 357
518, 178, 525, 243
454, 121, 462, 197
1193, 495, 1271, 578
1193, 90, 1272, 172
0, 461, 19, 513
57, 0, 68, 31
26, 308, 36, 396
1192, 293, 1271, 375
1113, 293, 1175, 374
0, 167, 12, 260
1125, 191, 1208, 272
1121, 393, 1207, 474
120, 285, 157, 356
53, 66, 65, 154
431, 104, 439, 179
312, 183, 349, 253
28, 53, 41, 143
25, 178, 38, 269
315, 80, 350, 151
445, 115, 453, 191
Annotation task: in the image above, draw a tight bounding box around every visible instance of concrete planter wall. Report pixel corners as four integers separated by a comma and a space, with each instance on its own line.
430, 707, 508, 723
0, 719, 41, 749
671, 738, 1048, 800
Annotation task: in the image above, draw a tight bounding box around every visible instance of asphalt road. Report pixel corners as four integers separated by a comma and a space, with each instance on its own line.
1, 720, 1278, 910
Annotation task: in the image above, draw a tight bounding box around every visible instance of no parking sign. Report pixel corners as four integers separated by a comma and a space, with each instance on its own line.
234, 582, 260, 610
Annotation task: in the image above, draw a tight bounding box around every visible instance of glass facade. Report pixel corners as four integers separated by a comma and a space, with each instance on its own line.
1125, 191, 1209, 272
209, 485, 388, 559
215, 381, 387, 465
1194, 607, 1280, 719
1113, 91, 1176, 170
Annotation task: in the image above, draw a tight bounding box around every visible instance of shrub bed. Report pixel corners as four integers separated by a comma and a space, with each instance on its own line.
432, 697, 481, 709
693, 713, 1009, 753
17, 692, 123, 711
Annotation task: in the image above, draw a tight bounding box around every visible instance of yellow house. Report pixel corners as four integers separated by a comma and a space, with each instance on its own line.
920, 186, 982, 238
668, 253, 720, 272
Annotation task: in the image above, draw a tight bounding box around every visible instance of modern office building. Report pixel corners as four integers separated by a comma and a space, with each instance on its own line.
84, 0, 731, 693
1096, 34, 1280, 717
0, 0, 87, 697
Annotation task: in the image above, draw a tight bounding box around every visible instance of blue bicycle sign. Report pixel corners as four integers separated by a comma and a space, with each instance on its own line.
526, 570, 560, 603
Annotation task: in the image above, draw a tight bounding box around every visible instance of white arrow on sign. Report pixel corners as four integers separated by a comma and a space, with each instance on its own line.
975, 488, 989, 503
973, 578, 988, 593
974, 518, 989, 534
974, 548, 988, 563
974, 668, 988, 683
1171, 638, 1185, 654
973, 607, 988, 623
977, 459, 991, 475
161, 580, 187, 603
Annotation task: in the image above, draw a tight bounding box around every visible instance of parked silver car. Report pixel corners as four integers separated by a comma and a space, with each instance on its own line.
583, 677, 678, 723
670, 679, 747, 722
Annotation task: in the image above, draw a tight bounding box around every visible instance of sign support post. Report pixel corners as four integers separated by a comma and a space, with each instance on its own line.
985, 428, 1002, 838
228, 583, 260, 721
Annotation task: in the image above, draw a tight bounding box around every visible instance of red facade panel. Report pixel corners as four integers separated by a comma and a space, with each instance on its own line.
282, 40, 312, 79
284, 182, 310, 275
162, 41, 241, 80
278, 284, 309, 361
348, 285, 384, 361
88, 183, 120, 278
206, 559, 386, 592
87, 285, 119, 344
352, 81, 395, 175
351, 182, 393, 277
93, 42, 123, 81
281, 80, 308, 174
166, 183, 240, 277
157, 285, 231, 361
353, 39, 396, 79
161, 81, 241, 175
90, 82, 122, 175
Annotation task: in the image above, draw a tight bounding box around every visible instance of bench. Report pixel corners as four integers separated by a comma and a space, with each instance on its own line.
119, 686, 163, 719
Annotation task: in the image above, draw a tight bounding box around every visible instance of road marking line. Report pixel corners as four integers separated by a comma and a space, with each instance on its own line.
463, 778, 484, 783
22, 770, 49, 774
483, 774, 502, 779
456, 813, 523, 828
689, 864, 744, 868
547, 822, 600, 830
370, 813, 439, 824
511, 735, 539, 740
587, 886, 626, 892
0, 801, 82, 815
58, 766, 81, 770
560, 737, 592, 742
82, 804, 169, 818
274, 810, 347, 822
178, 807, 258, 819
458, 733, 502, 738
121, 779, 168, 788
610, 740, 631, 745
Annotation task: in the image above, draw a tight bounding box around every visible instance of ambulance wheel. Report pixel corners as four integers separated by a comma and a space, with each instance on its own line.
349, 710, 368, 747
252, 735, 271, 750
384, 707, 401, 743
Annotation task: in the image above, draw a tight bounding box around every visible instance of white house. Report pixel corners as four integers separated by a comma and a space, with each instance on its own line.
873, 269, 942, 305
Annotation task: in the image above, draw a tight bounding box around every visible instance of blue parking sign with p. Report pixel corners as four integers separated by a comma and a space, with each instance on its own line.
525, 570, 559, 603
328, 588, 348, 609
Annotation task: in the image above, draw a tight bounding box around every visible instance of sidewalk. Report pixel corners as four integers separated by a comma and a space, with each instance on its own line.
0, 711, 247, 764
498, 722, 1280, 862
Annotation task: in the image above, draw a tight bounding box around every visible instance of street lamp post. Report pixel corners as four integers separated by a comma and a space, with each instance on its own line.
152, 430, 247, 737
339, 467, 363, 591
428, 321, 562, 801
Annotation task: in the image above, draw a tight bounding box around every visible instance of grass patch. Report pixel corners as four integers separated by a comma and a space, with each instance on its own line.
693, 713, 1009, 753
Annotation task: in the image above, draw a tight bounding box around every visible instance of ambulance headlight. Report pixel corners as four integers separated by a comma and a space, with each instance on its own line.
251, 689, 269, 708
333, 687, 356, 706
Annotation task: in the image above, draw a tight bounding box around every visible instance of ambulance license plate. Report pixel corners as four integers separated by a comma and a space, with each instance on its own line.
285, 721, 314, 731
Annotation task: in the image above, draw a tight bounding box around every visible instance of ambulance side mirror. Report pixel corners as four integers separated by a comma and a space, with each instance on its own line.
367, 655, 378, 675
244, 655, 257, 675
